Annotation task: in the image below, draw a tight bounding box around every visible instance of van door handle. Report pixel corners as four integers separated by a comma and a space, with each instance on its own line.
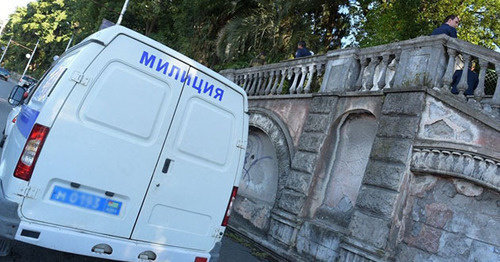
162, 158, 172, 173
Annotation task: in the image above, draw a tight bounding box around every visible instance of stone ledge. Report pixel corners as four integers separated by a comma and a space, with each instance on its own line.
411, 148, 499, 191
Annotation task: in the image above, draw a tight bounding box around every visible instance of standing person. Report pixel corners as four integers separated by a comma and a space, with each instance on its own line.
295, 41, 312, 58
431, 15, 460, 38
451, 62, 479, 96
249, 51, 267, 67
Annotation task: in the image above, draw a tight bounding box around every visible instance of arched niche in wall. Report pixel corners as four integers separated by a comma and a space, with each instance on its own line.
314, 111, 378, 228
229, 108, 293, 236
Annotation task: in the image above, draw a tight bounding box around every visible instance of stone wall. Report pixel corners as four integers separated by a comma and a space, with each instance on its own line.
227, 87, 499, 262
224, 35, 499, 262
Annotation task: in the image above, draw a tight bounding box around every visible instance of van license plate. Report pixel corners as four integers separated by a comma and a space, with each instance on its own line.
50, 186, 122, 215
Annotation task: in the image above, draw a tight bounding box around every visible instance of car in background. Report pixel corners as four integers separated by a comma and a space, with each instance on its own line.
0, 67, 10, 81
0, 85, 29, 148
18, 75, 37, 87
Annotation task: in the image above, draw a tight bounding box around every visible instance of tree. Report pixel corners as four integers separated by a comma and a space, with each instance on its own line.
216, 0, 351, 68
352, 0, 499, 50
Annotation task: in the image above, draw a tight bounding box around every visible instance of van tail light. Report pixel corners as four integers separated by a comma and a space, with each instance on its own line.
14, 124, 50, 181
12, 115, 18, 123
194, 257, 207, 262
222, 186, 238, 226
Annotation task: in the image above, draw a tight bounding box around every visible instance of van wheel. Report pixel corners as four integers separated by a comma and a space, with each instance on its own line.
0, 238, 13, 257
0, 135, 6, 148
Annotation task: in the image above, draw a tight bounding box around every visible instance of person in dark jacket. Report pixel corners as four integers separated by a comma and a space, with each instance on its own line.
451, 67, 479, 96
295, 41, 312, 58
431, 15, 460, 38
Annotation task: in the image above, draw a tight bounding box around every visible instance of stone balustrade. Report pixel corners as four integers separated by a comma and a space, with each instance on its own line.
221, 54, 328, 95
220, 35, 500, 117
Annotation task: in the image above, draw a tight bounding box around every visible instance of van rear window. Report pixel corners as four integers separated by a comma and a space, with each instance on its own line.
30, 51, 78, 103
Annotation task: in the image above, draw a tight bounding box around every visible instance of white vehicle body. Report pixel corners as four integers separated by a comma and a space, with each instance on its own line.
0, 26, 248, 262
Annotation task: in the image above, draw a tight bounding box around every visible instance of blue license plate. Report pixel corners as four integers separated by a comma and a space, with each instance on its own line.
50, 186, 122, 215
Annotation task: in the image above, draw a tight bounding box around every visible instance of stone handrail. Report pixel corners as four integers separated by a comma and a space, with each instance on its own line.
220, 35, 499, 116
221, 55, 328, 95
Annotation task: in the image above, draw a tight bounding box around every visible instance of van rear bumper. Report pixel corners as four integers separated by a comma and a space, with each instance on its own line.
15, 221, 212, 261
0, 180, 20, 240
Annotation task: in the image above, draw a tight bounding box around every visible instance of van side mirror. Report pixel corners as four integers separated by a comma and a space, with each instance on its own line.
8, 85, 28, 106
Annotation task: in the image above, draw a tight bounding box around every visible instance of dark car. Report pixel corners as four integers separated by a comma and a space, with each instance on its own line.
18, 75, 38, 87
0, 67, 10, 81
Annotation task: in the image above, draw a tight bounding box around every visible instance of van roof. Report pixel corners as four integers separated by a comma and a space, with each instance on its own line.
78, 25, 247, 110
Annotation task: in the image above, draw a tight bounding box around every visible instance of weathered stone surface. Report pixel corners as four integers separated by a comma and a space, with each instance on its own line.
370, 137, 413, 164
469, 240, 500, 262
404, 176, 500, 260
291, 151, 318, 174
298, 132, 325, 153
437, 231, 471, 259
277, 190, 306, 215
349, 211, 390, 249
232, 197, 272, 230
304, 113, 332, 133
404, 221, 442, 254
310, 96, 338, 113
452, 179, 484, 197
296, 222, 341, 261
424, 203, 453, 229
378, 115, 420, 139
285, 171, 312, 194
269, 218, 296, 245
356, 186, 398, 217
363, 159, 407, 191
381, 92, 425, 116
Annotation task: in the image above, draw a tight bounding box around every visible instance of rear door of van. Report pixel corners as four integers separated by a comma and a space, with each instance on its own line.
20, 34, 189, 238
131, 67, 247, 251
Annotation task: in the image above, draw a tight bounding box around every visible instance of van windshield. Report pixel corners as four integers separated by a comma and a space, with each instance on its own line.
27, 50, 79, 104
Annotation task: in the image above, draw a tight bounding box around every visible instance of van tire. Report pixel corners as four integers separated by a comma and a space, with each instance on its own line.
0, 238, 13, 257
0, 135, 6, 148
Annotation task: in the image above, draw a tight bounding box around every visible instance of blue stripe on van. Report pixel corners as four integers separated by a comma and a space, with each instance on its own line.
17, 105, 40, 138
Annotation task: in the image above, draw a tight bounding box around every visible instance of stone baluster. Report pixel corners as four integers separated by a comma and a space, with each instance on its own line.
248, 73, 257, 96
354, 57, 369, 91
260, 71, 270, 95
277, 69, 287, 94
304, 64, 317, 93
237, 75, 243, 87
289, 67, 301, 94
365, 56, 380, 91
442, 48, 457, 91
255, 72, 264, 95
492, 63, 500, 106
388, 51, 401, 89
456, 54, 471, 98
474, 59, 488, 102
376, 54, 390, 90
270, 70, 281, 95
265, 70, 275, 95
296, 66, 308, 93
242, 74, 250, 94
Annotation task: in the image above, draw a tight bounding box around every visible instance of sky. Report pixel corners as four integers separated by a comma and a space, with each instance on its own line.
0, 0, 34, 21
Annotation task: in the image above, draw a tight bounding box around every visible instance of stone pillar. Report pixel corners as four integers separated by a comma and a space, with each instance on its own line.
268, 95, 339, 248
219, 68, 236, 82
340, 90, 426, 261
319, 49, 359, 93
392, 37, 447, 89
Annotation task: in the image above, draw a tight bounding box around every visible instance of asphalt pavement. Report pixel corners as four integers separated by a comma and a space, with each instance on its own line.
0, 78, 272, 261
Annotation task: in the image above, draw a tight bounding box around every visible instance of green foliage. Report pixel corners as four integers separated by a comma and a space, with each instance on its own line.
0, 0, 497, 78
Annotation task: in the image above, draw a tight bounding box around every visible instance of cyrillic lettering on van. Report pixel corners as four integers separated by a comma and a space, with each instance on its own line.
139, 51, 225, 102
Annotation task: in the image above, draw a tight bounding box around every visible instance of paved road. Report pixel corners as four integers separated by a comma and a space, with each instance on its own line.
0, 78, 269, 261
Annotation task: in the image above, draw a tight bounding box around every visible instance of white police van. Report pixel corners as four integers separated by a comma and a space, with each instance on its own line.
0, 26, 248, 261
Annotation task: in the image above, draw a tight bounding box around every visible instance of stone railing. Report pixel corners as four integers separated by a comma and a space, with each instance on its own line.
220, 54, 328, 95
220, 35, 500, 117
